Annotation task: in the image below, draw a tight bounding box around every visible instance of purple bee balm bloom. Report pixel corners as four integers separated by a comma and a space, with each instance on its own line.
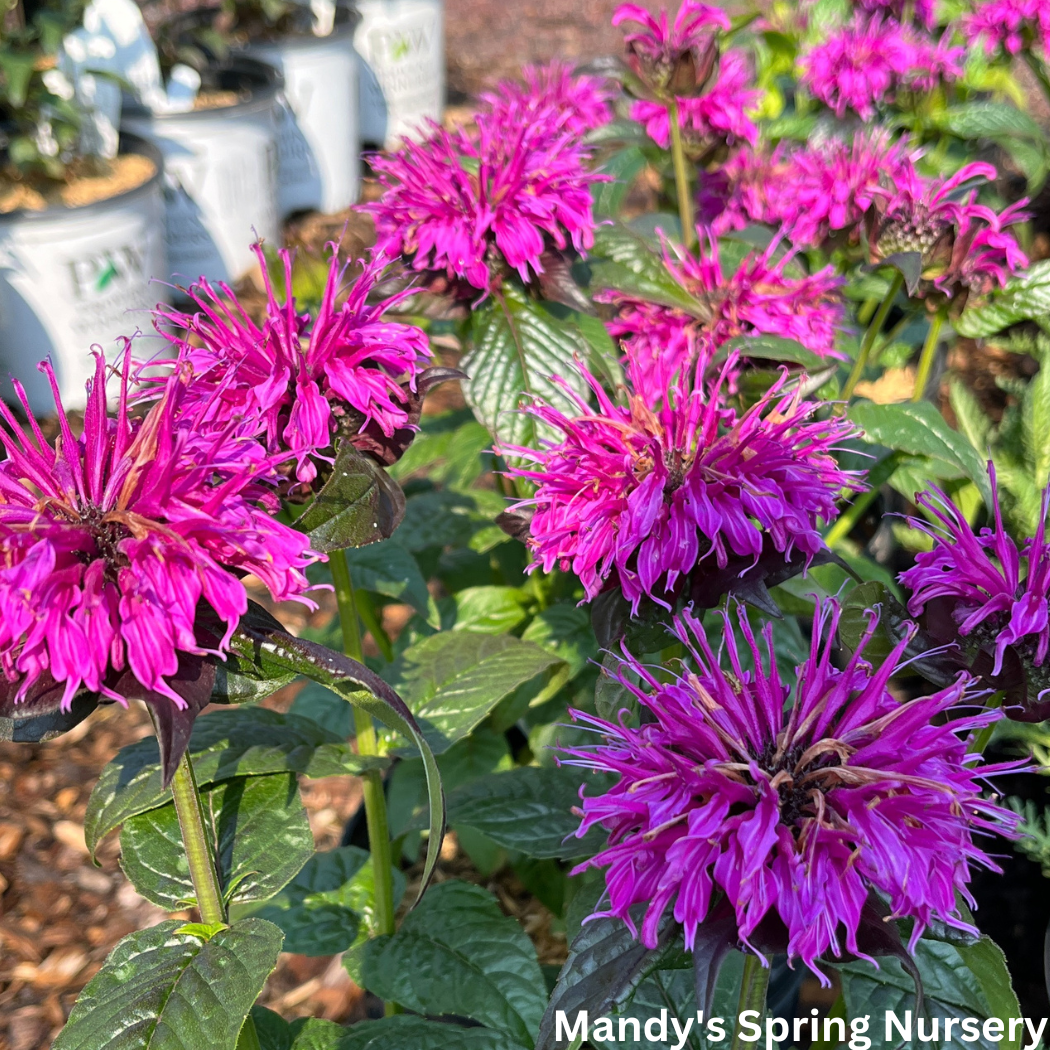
613, 0, 729, 98
800, 15, 963, 119
479, 60, 615, 138
157, 246, 432, 485
870, 161, 1029, 301
366, 108, 602, 293
601, 231, 845, 401
562, 601, 1019, 980
0, 352, 319, 710
716, 133, 914, 248
630, 50, 759, 151
964, 0, 1050, 57
900, 466, 1050, 681
504, 359, 860, 612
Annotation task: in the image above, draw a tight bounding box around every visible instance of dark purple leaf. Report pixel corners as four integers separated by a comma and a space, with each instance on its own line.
691, 901, 737, 1017
537, 251, 597, 315
495, 508, 533, 543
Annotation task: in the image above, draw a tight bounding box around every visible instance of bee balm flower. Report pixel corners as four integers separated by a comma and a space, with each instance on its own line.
563, 602, 1018, 980
0, 353, 318, 711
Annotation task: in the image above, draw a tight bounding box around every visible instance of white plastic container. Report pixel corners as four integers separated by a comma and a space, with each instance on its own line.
355, 0, 445, 148
122, 58, 280, 288
0, 135, 168, 413
248, 12, 361, 215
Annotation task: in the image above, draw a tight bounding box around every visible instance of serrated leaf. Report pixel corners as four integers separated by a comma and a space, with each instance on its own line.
584, 223, 708, 315
929, 101, 1044, 142
718, 333, 830, 370
255, 846, 369, 956
957, 261, 1050, 338
340, 1016, 529, 1050
298, 441, 406, 553
444, 765, 613, 859
452, 586, 532, 633
85, 706, 385, 857
120, 773, 314, 910
53, 918, 283, 1050
360, 881, 547, 1045
387, 631, 566, 754
850, 400, 993, 508
461, 285, 592, 449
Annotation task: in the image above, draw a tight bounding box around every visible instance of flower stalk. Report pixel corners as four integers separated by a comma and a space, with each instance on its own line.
911, 310, 945, 402
841, 270, 905, 403
667, 99, 697, 249
330, 550, 398, 952
731, 956, 770, 1050
170, 749, 226, 927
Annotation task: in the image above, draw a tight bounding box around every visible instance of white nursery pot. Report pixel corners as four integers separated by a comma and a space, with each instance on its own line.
0, 134, 168, 414
355, 0, 445, 148
248, 10, 362, 215
122, 58, 280, 288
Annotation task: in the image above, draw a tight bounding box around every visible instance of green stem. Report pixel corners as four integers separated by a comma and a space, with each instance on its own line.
667, 99, 696, 250
824, 452, 904, 548
356, 591, 394, 662
1023, 51, 1050, 112
972, 692, 1004, 756
841, 271, 906, 405
911, 310, 945, 403
731, 955, 771, 1050
170, 749, 226, 926
330, 550, 398, 1010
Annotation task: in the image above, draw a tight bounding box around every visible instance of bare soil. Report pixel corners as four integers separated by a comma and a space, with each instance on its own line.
0, 155, 156, 215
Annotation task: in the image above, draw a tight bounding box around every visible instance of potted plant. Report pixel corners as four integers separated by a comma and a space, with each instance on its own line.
0, 0, 167, 412
159, 0, 361, 216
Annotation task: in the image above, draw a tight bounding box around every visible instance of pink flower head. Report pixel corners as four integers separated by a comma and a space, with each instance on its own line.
870, 161, 1029, 299
799, 15, 964, 119
601, 231, 846, 402
366, 109, 602, 293
964, 0, 1050, 57
630, 50, 759, 151
479, 60, 615, 138
0, 352, 319, 710
505, 359, 860, 613
563, 601, 1018, 981
716, 133, 914, 248
156, 246, 432, 485
613, 1, 729, 97
900, 465, 1050, 683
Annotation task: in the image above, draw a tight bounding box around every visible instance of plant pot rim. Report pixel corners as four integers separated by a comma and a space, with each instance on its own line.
0, 132, 164, 224
121, 56, 282, 124
167, 2, 360, 51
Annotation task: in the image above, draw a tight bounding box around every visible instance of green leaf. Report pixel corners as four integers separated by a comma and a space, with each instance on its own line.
444, 766, 613, 859
387, 631, 566, 754
53, 918, 283, 1050
585, 223, 708, 315
289, 682, 354, 738
521, 604, 598, 679
461, 285, 592, 449
342, 541, 435, 620
297, 442, 406, 553
85, 706, 385, 857
929, 101, 1044, 142
719, 334, 829, 370
957, 261, 1050, 338
360, 881, 547, 1045
838, 935, 1020, 1050
592, 145, 649, 218
397, 488, 508, 554
255, 846, 369, 956
451, 586, 532, 633
850, 400, 993, 508
120, 773, 315, 910
339, 1016, 529, 1050
1023, 357, 1050, 487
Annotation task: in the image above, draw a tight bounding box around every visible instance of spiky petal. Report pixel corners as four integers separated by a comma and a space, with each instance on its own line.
964, 0, 1050, 57
563, 601, 1019, 981
0, 352, 319, 709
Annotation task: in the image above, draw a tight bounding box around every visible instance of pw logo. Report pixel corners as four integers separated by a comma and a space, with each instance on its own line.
368, 21, 434, 62
68, 245, 146, 299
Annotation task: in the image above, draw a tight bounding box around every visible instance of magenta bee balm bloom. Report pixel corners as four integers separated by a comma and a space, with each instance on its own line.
366, 108, 601, 293
900, 468, 1050, 683
158, 247, 432, 484
505, 360, 859, 612
800, 15, 963, 119
964, 0, 1050, 57
602, 232, 845, 400
479, 60, 615, 137
0, 353, 318, 710
563, 602, 1017, 980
